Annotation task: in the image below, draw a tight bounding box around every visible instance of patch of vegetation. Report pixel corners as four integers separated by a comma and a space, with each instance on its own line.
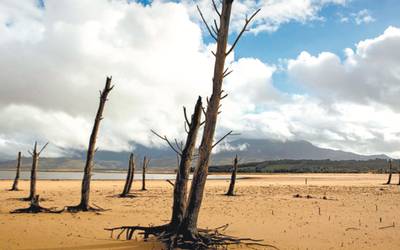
209, 159, 391, 173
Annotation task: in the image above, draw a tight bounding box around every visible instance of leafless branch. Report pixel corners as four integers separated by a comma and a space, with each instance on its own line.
226, 8, 261, 56
211, 25, 218, 37
184, 122, 190, 134
151, 130, 182, 156
212, 0, 221, 17
213, 19, 219, 33
38, 142, 49, 156
183, 106, 191, 127
166, 179, 175, 187
212, 131, 240, 148
197, 5, 218, 42
175, 139, 183, 152
223, 69, 233, 78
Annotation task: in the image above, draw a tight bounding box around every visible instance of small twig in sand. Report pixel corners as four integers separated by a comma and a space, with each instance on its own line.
379, 222, 395, 230
166, 179, 174, 187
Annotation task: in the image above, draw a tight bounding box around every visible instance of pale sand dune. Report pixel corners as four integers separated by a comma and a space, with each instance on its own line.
1, 173, 400, 250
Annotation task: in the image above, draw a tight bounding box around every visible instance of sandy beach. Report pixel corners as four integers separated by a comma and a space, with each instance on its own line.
1, 173, 400, 250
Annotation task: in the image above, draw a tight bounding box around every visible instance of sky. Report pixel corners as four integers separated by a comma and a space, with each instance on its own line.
0, 0, 400, 159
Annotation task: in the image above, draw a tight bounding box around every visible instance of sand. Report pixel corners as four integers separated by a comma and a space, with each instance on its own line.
1, 173, 400, 250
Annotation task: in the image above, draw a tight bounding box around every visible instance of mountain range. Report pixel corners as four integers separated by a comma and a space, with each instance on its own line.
0, 138, 389, 171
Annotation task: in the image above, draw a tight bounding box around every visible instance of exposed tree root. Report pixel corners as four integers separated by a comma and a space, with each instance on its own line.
118, 193, 137, 198
11, 195, 62, 214
19, 196, 49, 202
105, 224, 277, 250
65, 203, 110, 213
11, 204, 62, 214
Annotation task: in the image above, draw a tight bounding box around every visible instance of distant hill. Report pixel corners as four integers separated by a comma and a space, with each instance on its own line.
214, 139, 389, 162
209, 159, 391, 173
0, 138, 389, 171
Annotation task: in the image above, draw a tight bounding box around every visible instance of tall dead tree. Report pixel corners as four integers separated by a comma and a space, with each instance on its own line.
385, 159, 392, 185
226, 155, 238, 196
141, 156, 150, 191
180, 0, 259, 239
149, 97, 203, 229
13, 142, 61, 213
10, 152, 22, 191
120, 153, 135, 197
26, 142, 48, 201
68, 76, 114, 212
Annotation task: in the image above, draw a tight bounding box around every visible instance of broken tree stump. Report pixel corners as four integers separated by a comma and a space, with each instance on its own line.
141, 156, 150, 191
226, 155, 238, 196
385, 159, 393, 185
10, 152, 22, 191
120, 153, 135, 197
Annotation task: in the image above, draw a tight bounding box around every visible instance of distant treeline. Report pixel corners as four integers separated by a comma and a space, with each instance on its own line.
208, 159, 394, 173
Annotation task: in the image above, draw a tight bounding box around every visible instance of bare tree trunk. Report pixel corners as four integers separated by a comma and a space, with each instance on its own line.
386, 159, 392, 185
25, 142, 48, 201
170, 97, 203, 229
226, 155, 238, 196
141, 156, 149, 191
127, 156, 135, 192
28, 143, 39, 201
10, 152, 21, 191
180, 0, 234, 238
121, 153, 134, 197
78, 77, 114, 210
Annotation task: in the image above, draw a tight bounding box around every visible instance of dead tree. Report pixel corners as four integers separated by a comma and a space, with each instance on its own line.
25, 142, 48, 201
67, 76, 114, 212
147, 97, 202, 229
141, 156, 150, 191
170, 97, 203, 229
12, 142, 57, 213
127, 155, 135, 192
226, 155, 238, 196
10, 152, 22, 191
121, 153, 135, 197
385, 159, 392, 185
105, 2, 269, 249
179, 0, 260, 241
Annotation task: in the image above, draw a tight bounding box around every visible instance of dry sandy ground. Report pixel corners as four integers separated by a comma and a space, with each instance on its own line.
0, 173, 400, 250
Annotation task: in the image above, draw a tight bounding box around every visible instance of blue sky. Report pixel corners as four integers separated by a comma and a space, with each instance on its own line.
239, 0, 400, 94
133, 0, 400, 94
134, 0, 400, 62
